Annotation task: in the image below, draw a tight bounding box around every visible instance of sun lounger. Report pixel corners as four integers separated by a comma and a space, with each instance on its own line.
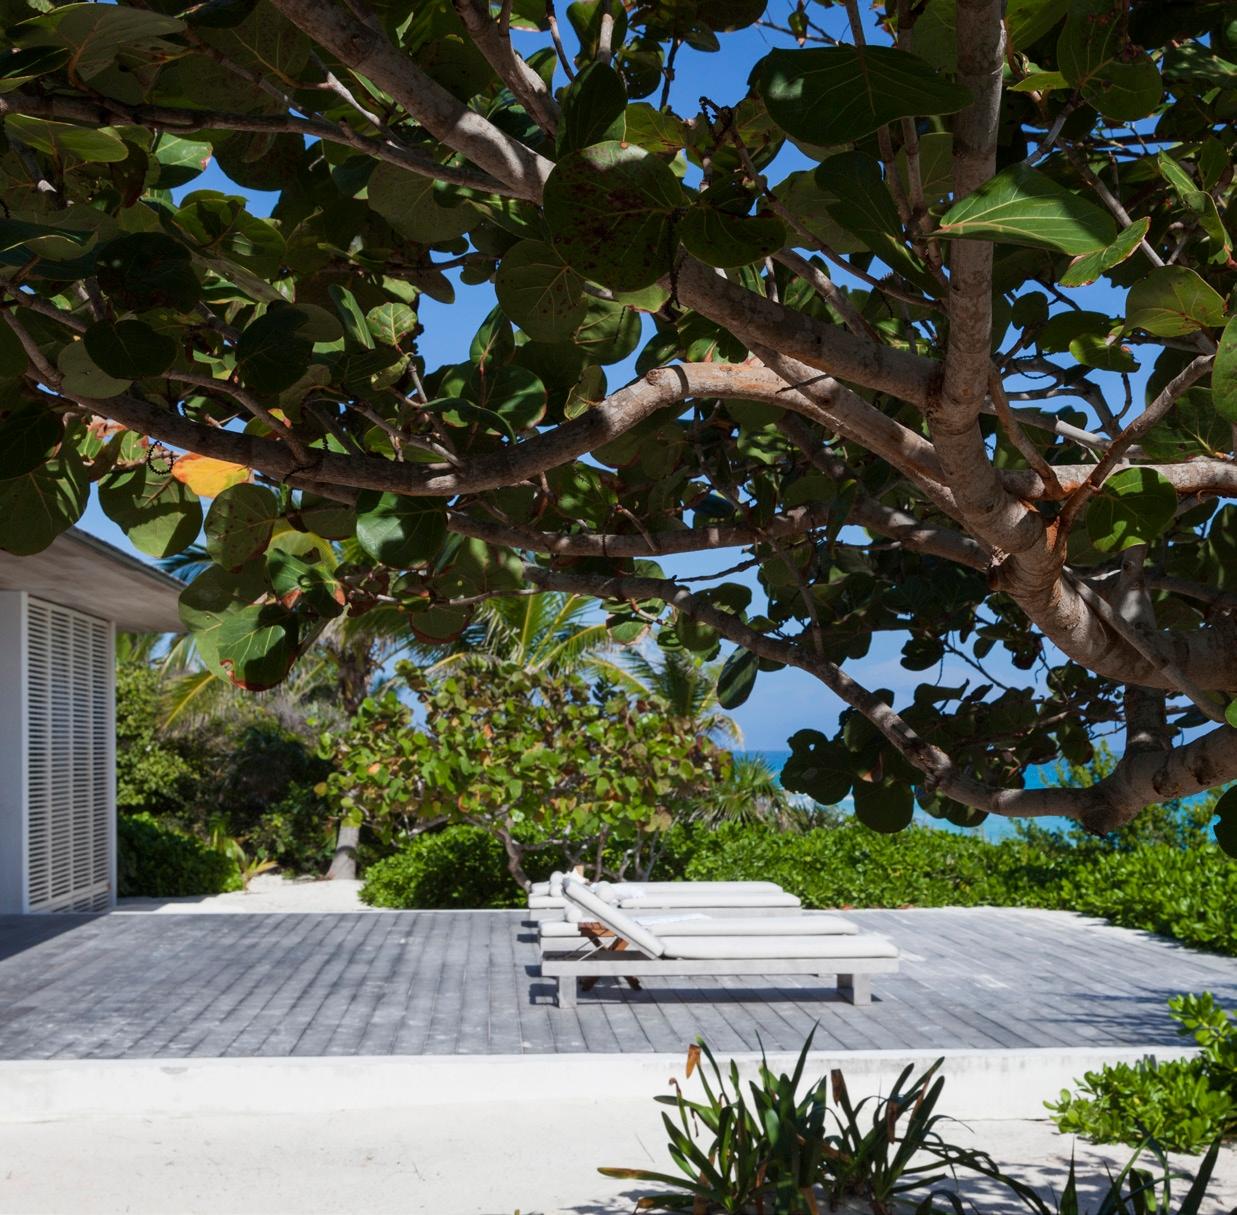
528, 874, 799, 914
539, 911, 858, 955
540, 880, 898, 1009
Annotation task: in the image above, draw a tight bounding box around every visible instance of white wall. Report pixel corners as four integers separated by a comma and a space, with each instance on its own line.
0, 591, 26, 914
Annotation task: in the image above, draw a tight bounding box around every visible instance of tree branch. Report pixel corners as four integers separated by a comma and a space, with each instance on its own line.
523, 566, 1237, 829
269, 0, 553, 200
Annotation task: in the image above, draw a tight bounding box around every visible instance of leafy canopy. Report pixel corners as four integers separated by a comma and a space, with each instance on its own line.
0, 0, 1235, 843
319, 661, 726, 884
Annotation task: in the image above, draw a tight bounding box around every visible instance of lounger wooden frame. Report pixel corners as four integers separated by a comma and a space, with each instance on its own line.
540, 947, 899, 1008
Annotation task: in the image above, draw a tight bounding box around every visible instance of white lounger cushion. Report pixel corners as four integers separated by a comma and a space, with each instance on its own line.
658, 933, 899, 961
541, 914, 856, 939
562, 879, 665, 958
528, 893, 570, 909
615, 891, 801, 910
600, 881, 783, 895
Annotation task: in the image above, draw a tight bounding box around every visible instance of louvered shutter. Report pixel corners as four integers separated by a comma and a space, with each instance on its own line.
25, 599, 114, 912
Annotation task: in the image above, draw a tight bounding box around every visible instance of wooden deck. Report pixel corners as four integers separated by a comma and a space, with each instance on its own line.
0, 908, 1231, 1059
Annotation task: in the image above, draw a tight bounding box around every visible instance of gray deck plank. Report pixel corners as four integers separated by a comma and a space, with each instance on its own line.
0, 908, 1230, 1059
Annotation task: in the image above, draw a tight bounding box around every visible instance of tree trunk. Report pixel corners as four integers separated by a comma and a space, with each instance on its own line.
496, 823, 531, 891
327, 822, 359, 880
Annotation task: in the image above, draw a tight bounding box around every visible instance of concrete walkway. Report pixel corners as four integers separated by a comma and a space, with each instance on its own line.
0, 905, 1233, 1212
0, 1105, 1231, 1214
117, 872, 368, 913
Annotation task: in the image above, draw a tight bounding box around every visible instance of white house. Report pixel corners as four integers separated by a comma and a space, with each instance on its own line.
0, 529, 182, 913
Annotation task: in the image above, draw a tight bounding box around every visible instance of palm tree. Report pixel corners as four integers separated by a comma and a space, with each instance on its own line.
427, 591, 616, 676
611, 648, 742, 745
613, 648, 801, 830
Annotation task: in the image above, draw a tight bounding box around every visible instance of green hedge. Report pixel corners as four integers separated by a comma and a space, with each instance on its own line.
359, 819, 1237, 956
360, 826, 530, 909
117, 813, 242, 898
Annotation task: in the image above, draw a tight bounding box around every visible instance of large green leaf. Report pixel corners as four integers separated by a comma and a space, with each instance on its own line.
557, 61, 626, 155
780, 729, 852, 805
678, 203, 786, 269
236, 305, 313, 394
543, 141, 685, 292
1214, 786, 1237, 858
214, 604, 301, 691
99, 464, 202, 559
1086, 467, 1177, 553
355, 492, 449, 567
1058, 218, 1149, 288
1214, 317, 1237, 424
0, 402, 62, 478
853, 780, 914, 834
0, 446, 88, 555
178, 561, 269, 674
1006, 0, 1070, 50
96, 232, 201, 312
56, 340, 131, 399
494, 240, 588, 341
17, 2, 185, 80
83, 319, 177, 379
4, 114, 129, 162
368, 165, 477, 244
819, 152, 938, 295
757, 46, 970, 147
1057, 0, 1162, 121
936, 164, 1116, 254
204, 483, 278, 569
1124, 267, 1227, 337
716, 648, 758, 709
571, 296, 641, 364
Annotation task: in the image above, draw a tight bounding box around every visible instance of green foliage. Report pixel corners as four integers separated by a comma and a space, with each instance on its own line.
676, 820, 1237, 956
605, 1038, 1053, 1214
2, 0, 1236, 841
322, 660, 726, 886
117, 812, 241, 898
115, 660, 199, 816
607, 1033, 1231, 1215
1048, 993, 1237, 1154
360, 826, 531, 910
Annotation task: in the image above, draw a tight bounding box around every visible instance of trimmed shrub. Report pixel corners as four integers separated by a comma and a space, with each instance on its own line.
1048, 993, 1237, 1152
360, 826, 529, 909
117, 813, 242, 898
356, 818, 1237, 959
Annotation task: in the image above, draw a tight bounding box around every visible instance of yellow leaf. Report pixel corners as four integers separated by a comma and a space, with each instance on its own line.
171, 453, 251, 496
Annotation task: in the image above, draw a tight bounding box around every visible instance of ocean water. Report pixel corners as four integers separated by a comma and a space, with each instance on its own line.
740, 750, 1073, 842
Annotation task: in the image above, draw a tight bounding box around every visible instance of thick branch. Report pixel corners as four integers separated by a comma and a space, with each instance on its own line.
524, 567, 1237, 828
269, 0, 553, 200
451, 0, 560, 134
0, 92, 511, 196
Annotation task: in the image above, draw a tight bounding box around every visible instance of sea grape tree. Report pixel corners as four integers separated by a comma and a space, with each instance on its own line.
1, 0, 1236, 841
320, 661, 727, 887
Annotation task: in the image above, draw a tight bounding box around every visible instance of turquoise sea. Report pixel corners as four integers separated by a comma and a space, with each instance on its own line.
741, 749, 1072, 842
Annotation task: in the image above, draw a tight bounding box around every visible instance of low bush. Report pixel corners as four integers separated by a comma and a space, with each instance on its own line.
1048, 993, 1237, 1153
1051, 845, 1237, 955
360, 826, 531, 909
117, 813, 242, 898
357, 818, 1237, 960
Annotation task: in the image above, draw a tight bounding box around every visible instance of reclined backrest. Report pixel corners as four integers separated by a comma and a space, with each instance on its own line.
562, 878, 665, 958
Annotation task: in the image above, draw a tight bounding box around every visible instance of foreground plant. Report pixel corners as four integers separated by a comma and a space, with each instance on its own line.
1048, 993, 1237, 1153
600, 1035, 1017, 1213
602, 1036, 1232, 1215
1, 0, 1236, 845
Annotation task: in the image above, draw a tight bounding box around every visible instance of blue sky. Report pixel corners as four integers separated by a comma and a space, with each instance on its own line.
80, 4, 1151, 752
